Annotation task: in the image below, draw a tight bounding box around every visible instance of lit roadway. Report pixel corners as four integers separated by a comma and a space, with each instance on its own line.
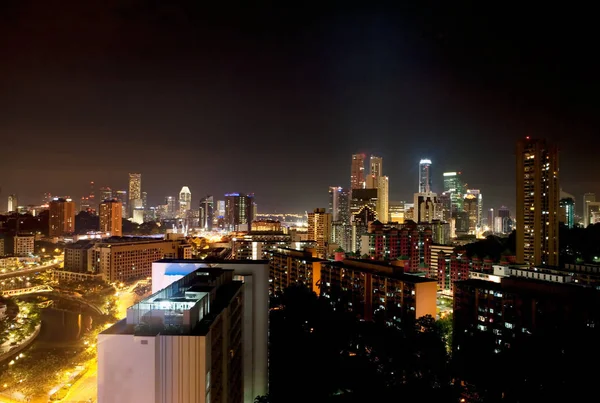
59, 363, 98, 403
0, 262, 59, 280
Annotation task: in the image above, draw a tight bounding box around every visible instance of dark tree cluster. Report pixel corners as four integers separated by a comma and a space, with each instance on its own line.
264, 285, 458, 403
560, 223, 600, 264
460, 231, 516, 261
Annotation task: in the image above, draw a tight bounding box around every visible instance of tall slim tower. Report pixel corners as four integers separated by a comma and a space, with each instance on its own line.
376, 176, 389, 223
99, 200, 123, 236
225, 193, 254, 231
516, 137, 559, 266
199, 195, 214, 230
49, 198, 75, 237
115, 190, 128, 219
7, 194, 17, 213
366, 155, 383, 188
350, 154, 366, 190
179, 186, 192, 218
308, 208, 332, 258
128, 173, 142, 215
583, 193, 596, 227
419, 159, 432, 193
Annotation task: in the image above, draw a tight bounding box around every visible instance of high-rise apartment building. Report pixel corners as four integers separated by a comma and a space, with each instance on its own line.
516, 137, 559, 266
7, 194, 17, 213
442, 171, 464, 213
350, 154, 366, 190
225, 193, 254, 231
199, 195, 214, 230
99, 267, 245, 403
49, 198, 76, 237
307, 208, 332, 258
13, 234, 34, 256
150, 260, 269, 403
419, 159, 432, 193
115, 190, 128, 219
99, 200, 123, 236
583, 193, 597, 227
179, 186, 192, 218
128, 173, 142, 215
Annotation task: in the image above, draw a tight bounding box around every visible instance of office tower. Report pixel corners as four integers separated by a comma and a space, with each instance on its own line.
463, 194, 479, 234
199, 195, 214, 230
142, 191, 147, 209
128, 173, 142, 215
151, 260, 269, 403
465, 189, 483, 229
99, 187, 112, 201
132, 208, 144, 225
217, 200, 225, 217
497, 206, 512, 234
178, 186, 192, 218
366, 155, 383, 188
389, 201, 405, 223
487, 208, 495, 230
7, 194, 17, 213
437, 192, 452, 222
49, 197, 76, 237
376, 176, 389, 223
498, 206, 510, 219
419, 159, 432, 193
413, 192, 438, 223
225, 193, 254, 231
328, 187, 350, 223
350, 153, 366, 190
99, 200, 123, 236
516, 137, 559, 266
43, 192, 52, 204
308, 208, 332, 258
115, 190, 128, 219
559, 197, 575, 229
583, 193, 596, 227
165, 196, 176, 216
442, 171, 464, 213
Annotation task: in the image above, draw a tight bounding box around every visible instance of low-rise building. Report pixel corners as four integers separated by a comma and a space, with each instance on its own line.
89, 237, 186, 283
14, 234, 34, 256
232, 233, 291, 260
64, 240, 96, 272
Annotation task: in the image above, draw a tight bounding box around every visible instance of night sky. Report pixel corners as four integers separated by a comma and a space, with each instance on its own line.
1, 1, 598, 214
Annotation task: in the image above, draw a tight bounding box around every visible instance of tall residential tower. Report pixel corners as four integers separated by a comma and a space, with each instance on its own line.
350, 154, 366, 190
516, 137, 559, 266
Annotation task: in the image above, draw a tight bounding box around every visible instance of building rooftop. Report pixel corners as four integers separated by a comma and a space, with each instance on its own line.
102, 267, 243, 337
155, 258, 269, 265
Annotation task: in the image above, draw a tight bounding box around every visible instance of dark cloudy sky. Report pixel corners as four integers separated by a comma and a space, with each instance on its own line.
1, 1, 598, 214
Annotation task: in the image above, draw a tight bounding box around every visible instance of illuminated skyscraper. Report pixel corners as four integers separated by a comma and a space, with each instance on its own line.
465, 189, 483, 229
99, 200, 123, 236
178, 186, 192, 218
142, 191, 148, 209
516, 137, 559, 266
366, 155, 383, 188
115, 190, 128, 219
49, 198, 75, 237
308, 208, 332, 258
583, 193, 596, 227
414, 192, 437, 223
7, 194, 17, 213
328, 187, 350, 223
419, 159, 432, 193
559, 197, 575, 229
442, 171, 464, 213
128, 173, 142, 215
350, 154, 366, 190
376, 176, 389, 223
225, 193, 254, 231
199, 195, 214, 230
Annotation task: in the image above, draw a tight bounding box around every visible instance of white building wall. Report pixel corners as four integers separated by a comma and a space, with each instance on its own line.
98, 333, 158, 403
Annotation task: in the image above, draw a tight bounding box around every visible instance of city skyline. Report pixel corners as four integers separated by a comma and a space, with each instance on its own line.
1, 2, 598, 214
